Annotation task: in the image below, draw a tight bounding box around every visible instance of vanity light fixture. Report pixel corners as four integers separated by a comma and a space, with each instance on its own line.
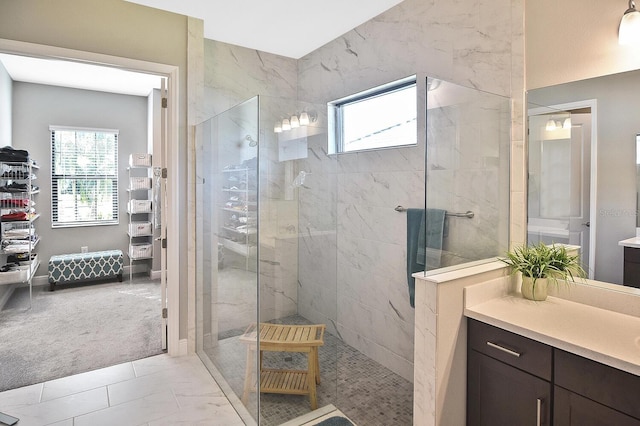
563, 117, 571, 129
274, 111, 318, 133
619, 0, 640, 45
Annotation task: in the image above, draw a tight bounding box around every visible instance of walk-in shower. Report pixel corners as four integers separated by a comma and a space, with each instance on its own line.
195, 76, 510, 425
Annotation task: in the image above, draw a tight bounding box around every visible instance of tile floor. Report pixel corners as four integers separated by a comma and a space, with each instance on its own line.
0, 354, 245, 426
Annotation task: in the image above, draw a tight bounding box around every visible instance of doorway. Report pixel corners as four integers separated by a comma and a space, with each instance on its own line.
0, 39, 180, 390
528, 101, 596, 278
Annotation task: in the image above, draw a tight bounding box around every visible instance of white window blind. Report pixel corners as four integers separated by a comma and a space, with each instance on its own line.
50, 126, 119, 227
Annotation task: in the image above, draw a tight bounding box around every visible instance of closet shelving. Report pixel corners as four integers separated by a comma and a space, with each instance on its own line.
0, 160, 40, 306
220, 165, 257, 270
127, 154, 153, 281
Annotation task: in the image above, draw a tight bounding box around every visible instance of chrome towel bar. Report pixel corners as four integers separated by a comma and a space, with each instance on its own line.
394, 205, 474, 218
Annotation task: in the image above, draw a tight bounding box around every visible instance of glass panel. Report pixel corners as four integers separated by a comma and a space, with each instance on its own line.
195, 97, 259, 424
424, 77, 511, 270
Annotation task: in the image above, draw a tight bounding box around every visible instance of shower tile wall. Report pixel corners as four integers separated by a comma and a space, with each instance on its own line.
296, 0, 519, 382
200, 40, 300, 333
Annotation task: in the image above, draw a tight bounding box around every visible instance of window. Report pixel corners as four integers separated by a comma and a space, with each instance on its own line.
50, 126, 119, 227
329, 77, 417, 153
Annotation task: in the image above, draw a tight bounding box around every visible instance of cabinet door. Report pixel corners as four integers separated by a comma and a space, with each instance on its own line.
468, 350, 551, 426
554, 386, 640, 426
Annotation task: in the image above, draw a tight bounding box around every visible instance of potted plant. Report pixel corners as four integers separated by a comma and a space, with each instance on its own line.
500, 243, 586, 301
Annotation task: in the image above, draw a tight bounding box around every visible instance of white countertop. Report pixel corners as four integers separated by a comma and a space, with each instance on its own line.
619, 236, 640, 248
465, 295, 640, 376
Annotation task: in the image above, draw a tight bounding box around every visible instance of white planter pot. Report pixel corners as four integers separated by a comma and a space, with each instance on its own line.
521, 276, 548, 301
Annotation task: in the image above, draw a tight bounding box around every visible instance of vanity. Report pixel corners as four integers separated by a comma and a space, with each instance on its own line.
618, 237, 640, 288
412, 261, 640, 426
465, 289, 640, 425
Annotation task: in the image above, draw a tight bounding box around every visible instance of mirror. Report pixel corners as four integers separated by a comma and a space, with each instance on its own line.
527, 69, 640, 286
637, 134, 640, 228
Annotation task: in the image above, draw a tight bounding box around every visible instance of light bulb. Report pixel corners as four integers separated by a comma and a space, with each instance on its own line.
290, 115, 300, 128
274, 121, 282, 133
299, 112, 310, 126
545, 119, 556, 131
282, 119, 291, 131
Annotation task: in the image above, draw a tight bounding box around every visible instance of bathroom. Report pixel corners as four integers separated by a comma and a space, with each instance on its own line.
194, 0, 513, 423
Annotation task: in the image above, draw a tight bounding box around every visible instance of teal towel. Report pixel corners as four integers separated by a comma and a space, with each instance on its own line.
406, 208, 446, 308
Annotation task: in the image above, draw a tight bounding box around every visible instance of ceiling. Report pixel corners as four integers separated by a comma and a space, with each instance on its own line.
0, 0, 402, 95
125, 0, 404, 59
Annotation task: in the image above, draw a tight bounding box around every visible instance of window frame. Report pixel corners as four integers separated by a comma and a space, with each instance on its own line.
328, 76, 417, 154
50, 125, 119, 228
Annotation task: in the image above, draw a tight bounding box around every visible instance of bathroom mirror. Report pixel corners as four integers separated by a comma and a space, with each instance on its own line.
527, 69, 640, 285
637, 134, 640, 229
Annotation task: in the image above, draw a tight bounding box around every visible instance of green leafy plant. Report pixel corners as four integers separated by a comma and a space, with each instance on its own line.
500, 243, 586, 285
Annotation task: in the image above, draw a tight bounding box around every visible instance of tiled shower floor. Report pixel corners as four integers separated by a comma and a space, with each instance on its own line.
203, 315, 414, 426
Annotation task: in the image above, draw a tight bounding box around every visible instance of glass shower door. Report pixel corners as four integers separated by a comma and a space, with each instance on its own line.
195, 97, 259, 424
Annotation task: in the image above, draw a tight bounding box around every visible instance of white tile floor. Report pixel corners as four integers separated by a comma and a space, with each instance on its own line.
0, 354, 245, 426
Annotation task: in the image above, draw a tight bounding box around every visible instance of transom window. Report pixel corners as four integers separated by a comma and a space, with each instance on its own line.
329, 76, 417, 153
50, 126, 119, 227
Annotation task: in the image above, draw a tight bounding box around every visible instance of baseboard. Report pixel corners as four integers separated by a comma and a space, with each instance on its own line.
178, 338, 188, 356
150, 269, 163, 280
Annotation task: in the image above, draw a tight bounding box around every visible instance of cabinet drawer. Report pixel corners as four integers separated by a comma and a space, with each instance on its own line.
555, 349, 640, 420
624, 246, 640, 263
468, 319, 552, 381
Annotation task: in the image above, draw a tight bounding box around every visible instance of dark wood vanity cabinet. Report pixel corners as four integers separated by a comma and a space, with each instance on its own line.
467, 319, 640, 426
467, 319, 552, 425
554, 349, 640, 425
623, 246, 640, 288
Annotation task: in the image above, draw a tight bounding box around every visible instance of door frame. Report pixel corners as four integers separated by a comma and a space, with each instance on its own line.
0, 38, 181, 354
528, 99, 598, 279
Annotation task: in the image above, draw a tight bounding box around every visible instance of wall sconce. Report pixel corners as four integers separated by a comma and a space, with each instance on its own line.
274, 121, 282, 133
563, 117, 571, 129
545, 118, 557, 131
620, 0, 640, 45
290, 115, 300, 128
282, 118, 291, 131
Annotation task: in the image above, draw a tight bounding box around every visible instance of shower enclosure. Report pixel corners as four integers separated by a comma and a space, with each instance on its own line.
195, 77, 510, 425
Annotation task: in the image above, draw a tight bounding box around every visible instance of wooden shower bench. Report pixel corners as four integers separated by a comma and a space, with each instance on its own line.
240, 322, 326, 409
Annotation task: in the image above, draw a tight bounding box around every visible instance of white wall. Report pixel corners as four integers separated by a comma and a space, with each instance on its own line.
296, 0, 522, 382
12, 82, 148, 277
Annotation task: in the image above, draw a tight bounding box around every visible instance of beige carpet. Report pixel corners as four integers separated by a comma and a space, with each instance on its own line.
0, 276, 163, 392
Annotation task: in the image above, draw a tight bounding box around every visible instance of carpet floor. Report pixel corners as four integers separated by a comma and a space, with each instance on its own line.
0, 276, 163, 392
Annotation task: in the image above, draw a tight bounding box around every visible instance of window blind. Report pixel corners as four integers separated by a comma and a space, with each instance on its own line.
50, 126, 119, 227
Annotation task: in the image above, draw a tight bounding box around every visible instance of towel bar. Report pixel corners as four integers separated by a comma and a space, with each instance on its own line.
394, 205, 474, 218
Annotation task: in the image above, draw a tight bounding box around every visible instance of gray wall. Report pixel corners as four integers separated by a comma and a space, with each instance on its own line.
0, 60, 10, 147
0, 60, 11, 305
12, 82, 148, 277
528, 70, 640, 284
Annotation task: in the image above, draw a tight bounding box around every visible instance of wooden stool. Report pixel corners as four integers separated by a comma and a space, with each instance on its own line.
240, 323, 326, 410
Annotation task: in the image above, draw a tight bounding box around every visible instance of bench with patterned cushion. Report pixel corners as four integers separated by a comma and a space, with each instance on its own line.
48, 250, 124, 291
